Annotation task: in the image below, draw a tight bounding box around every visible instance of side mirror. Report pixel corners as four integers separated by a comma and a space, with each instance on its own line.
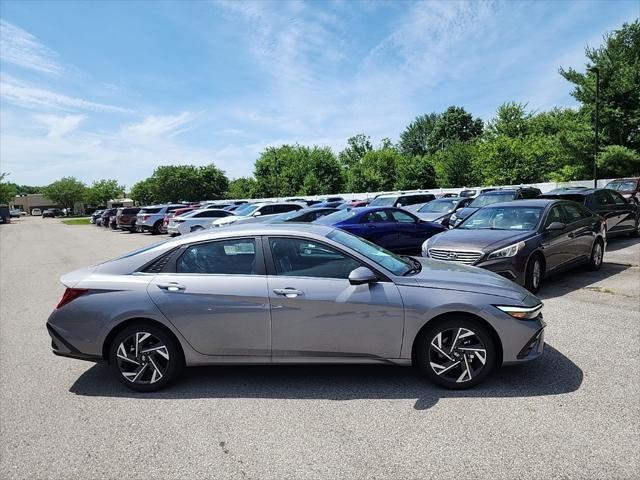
546, 222, 566, 231
253, 211, 262, 216
348, 267, 378, 286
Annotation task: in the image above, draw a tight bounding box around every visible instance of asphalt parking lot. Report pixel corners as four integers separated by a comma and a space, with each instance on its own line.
1, 217, 638, 480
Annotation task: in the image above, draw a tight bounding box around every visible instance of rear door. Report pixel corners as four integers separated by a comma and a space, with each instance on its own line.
560, 203, 593, 261
265, 236, 404, 359
389, 209, 422, 250
358, 210, 400, 249
608, 191, 636, 232
594, 190, 624, 233
147, 237, 271, 356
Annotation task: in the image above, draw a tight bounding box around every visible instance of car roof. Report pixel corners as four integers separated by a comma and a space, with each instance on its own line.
543, 188, 595, 196
479, 199, 561, 208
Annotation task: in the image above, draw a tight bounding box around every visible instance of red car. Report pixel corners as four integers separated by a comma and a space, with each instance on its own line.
163, 206, 196, 229
116, 207, 141, 232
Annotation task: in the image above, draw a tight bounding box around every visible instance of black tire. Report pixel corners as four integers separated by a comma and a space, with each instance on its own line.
151, 220, 163, 235
631, 218, 639, 238
108, 323, 183, 392
415, 317, 496, 389
588, 238, 604, 270
190, 225, 204, 233
524, 254, 544, 293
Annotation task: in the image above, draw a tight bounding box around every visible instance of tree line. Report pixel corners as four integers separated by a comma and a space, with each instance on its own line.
1, 21, 637, 208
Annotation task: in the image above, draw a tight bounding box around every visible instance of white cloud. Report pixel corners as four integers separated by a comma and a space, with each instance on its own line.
33, 114, 87, 138
121, 112, 195, 139
0, 20, 62, 75
0, 76, 135, 114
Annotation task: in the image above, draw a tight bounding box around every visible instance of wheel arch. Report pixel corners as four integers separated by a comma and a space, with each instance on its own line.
411, 311, 504, 366
102, 317, 185, 365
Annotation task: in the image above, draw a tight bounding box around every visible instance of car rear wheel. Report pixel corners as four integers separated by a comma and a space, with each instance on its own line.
109, 324, 183, 392
525, 254, 544, 293
588, 239, 604, 270
631, 218, 639, 238
416, 318, 496, 389
151, 220, 163, 235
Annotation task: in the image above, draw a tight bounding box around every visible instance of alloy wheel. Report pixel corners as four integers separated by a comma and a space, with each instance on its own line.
116, 331, 170, 384
531, 259, 541, 289
428, 327, 487, 383
593, 242, 603, 266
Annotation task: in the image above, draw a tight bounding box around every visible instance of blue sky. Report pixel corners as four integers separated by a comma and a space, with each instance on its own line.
0, 0, 637, 187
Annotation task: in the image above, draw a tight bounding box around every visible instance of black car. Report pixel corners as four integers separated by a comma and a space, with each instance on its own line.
540, 188, 639, 238
450, 187, 542, 227
99, 208, 117, 228
422, 199, 606, 293
412, 197, 473, 227
42, 208, 64, 218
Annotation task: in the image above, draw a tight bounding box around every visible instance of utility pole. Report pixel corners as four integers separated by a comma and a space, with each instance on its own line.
590, 66, 600, 188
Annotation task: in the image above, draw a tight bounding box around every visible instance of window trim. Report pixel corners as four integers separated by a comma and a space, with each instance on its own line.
559, 202, 588, 225
262, 235, 391, 282
543, 203, 566, 229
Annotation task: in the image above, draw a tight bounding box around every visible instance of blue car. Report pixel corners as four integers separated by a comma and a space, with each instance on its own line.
315, 206, 446, 253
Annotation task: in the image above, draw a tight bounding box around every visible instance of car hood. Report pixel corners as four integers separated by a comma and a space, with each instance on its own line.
452, 207, 478, 220
415, 212, 447, 222
212, 215, 243, 226
396, 258, 531, 301
428, 228, 535, 252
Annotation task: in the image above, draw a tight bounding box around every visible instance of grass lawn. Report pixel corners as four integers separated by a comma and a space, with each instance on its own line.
61, 217, 91, 225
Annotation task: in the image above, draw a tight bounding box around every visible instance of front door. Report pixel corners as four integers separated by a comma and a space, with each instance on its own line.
266, 236, 405, 359
541, 205, 572, 271
147, 237, 271, 356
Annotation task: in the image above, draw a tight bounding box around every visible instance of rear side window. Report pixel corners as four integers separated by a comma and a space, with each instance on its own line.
609, 191, 627, 205
122, 208, 139, 214
177, 239, 257, 275
562, 204, 589, 223
274, 204, 302, 214
166, 206, 183, 213
521, 189, 541, 199
595, 191, 613, 206
194, 210, 227, 218
140, 208, 161, 214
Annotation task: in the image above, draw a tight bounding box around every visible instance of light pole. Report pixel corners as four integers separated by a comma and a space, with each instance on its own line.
590, 66, 600, 188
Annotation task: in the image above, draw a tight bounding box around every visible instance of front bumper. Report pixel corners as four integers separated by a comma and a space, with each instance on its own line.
167, 224, 180, 235
475, 255, 528, 285
47, 323, 102, 363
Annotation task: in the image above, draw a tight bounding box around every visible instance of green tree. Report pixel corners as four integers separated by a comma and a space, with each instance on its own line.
433, 141, 482, 188
486, 102, 532, 138
227, 177, 257, 199
399, 113, 440, 157
84, 179, 125, 206
597, 145, 640, 177
429, 106, 483, 151
394, 155, 437, 190
130, 178, 157, 205
346, 146, 401, 192
560, 21, 640, 152
338, 134, 373, 169
0, 173, 17, 205
149, 164, 228, 202
43, 177, 86, 214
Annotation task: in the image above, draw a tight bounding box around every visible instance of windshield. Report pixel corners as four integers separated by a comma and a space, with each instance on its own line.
233, 204, 259, 216
315, 209, 359, 224
418, 199, 458, 213
460, 206, 543, 231
469, 192, 516, 208
327, 229, 411, 275
605, 180, 636, 191
369, 196, 396, 207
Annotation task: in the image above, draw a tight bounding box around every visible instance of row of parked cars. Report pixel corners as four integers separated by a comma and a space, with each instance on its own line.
91, 182, 639, 294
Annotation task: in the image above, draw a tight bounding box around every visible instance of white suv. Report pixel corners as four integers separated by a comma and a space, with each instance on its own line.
211, 202, 304, 227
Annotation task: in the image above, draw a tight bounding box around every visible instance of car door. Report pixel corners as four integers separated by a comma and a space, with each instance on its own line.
540, 204, 571, 271
265, 236, 404, 359
389, 209, 423, 250
560, 203, 593, 262
147, 237, 271, 357
608, 190, 636, 232
594, 190, 624, 233
357, 210, 400, 249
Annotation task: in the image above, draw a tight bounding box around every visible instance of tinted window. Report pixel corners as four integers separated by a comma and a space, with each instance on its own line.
259, 205, 274, 215
269, 238, 361, 279
194, 210, 227, 218
398, 196, 430, 206
609, 191, 627, 205
469, 192, 516, 208
369, 196, 397, 207
177, 239, 257, 275
362, 210, 395, 223
391, 210, 416, 223
122, 208, 139, 214
166, 206, 183, 213
595, 191, 613, 206
561, 204, 589, 223
521, 189, 541, 199
140, 208, 161, 214
273, 204, 301, 214
545, 205, 564, 227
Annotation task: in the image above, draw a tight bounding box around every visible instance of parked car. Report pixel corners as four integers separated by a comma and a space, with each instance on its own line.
167, 208, 233, 236
0, 206, 10, 224
411, 197, 474, 227
604, 178, 639, 204
90, 210, 104, 224
31, 208, 42, 216
540, 188, 639, 237
338, 200, 370, 209
100, 208, 117, 228
9, 209, 26, 217
42, 208, 64, 218
369, 192, 436, 208
422, 199, 606, 293
211, 202, 304, 227
450, 187, 542, 227
116, 207, 141, 232
108, 210, 120, 229
136, 204, 185, 234
47, 224, 545, 392
459, 189, 477, 198
311, 200, 346, 208
436, 193, 458, 198
264, 207, 339, 223
163, 207, 197, 230
315, 206, 446, 253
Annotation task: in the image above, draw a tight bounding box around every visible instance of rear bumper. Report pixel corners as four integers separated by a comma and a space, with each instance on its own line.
46, 323, 102, 363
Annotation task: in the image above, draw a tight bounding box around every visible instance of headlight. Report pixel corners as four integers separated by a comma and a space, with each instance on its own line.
496, 304, 543, 320
487, 241, 525, 260
421, 239, 431, 257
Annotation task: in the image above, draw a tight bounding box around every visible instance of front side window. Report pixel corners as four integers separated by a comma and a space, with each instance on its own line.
362, 210, 395, 223
391, 210, 416, 223
269, 237, 361, 279
177, 238, 257, 275
561, 204, 588, 223
545, 205, 565, 227
609, 191, 627, 205
595, 191, 612, 206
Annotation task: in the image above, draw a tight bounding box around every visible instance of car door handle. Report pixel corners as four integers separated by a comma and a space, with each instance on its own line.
273, 288, 304, 298
157, 282, 186, 292
568, 232, 576, 238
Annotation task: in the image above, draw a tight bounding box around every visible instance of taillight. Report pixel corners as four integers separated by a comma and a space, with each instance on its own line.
143, 215, 150, 221
56, 288, 88, 309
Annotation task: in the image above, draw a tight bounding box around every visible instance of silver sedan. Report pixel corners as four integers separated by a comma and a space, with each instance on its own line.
47, 224, 545, 391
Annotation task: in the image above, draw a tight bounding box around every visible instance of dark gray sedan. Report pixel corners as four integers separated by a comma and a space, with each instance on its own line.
422, 199, 606, 292
47, 224, 545, 392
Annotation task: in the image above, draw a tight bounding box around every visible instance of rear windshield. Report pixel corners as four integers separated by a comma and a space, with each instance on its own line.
369, 197, 396, 207
139, 208, 161, 214
605, 180, 637, 191
122, 208, 139, 214
469, 192, 516, 208
540, 194, 586, 204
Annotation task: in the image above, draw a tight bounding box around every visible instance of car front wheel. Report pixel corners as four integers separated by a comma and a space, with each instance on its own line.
109, 324, 183, 392
416, 318, 496, 389
525, 254, 544, 293
588, 239, 604, 270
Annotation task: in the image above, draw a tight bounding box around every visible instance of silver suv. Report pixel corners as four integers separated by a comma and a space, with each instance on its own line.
136, 204, 184, 234
211, 202, 304, 227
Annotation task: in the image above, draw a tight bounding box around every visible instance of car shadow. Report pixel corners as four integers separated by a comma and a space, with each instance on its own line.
538, 262, 631, 300
69, 345, 582, 410
605, 235, 639, 252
